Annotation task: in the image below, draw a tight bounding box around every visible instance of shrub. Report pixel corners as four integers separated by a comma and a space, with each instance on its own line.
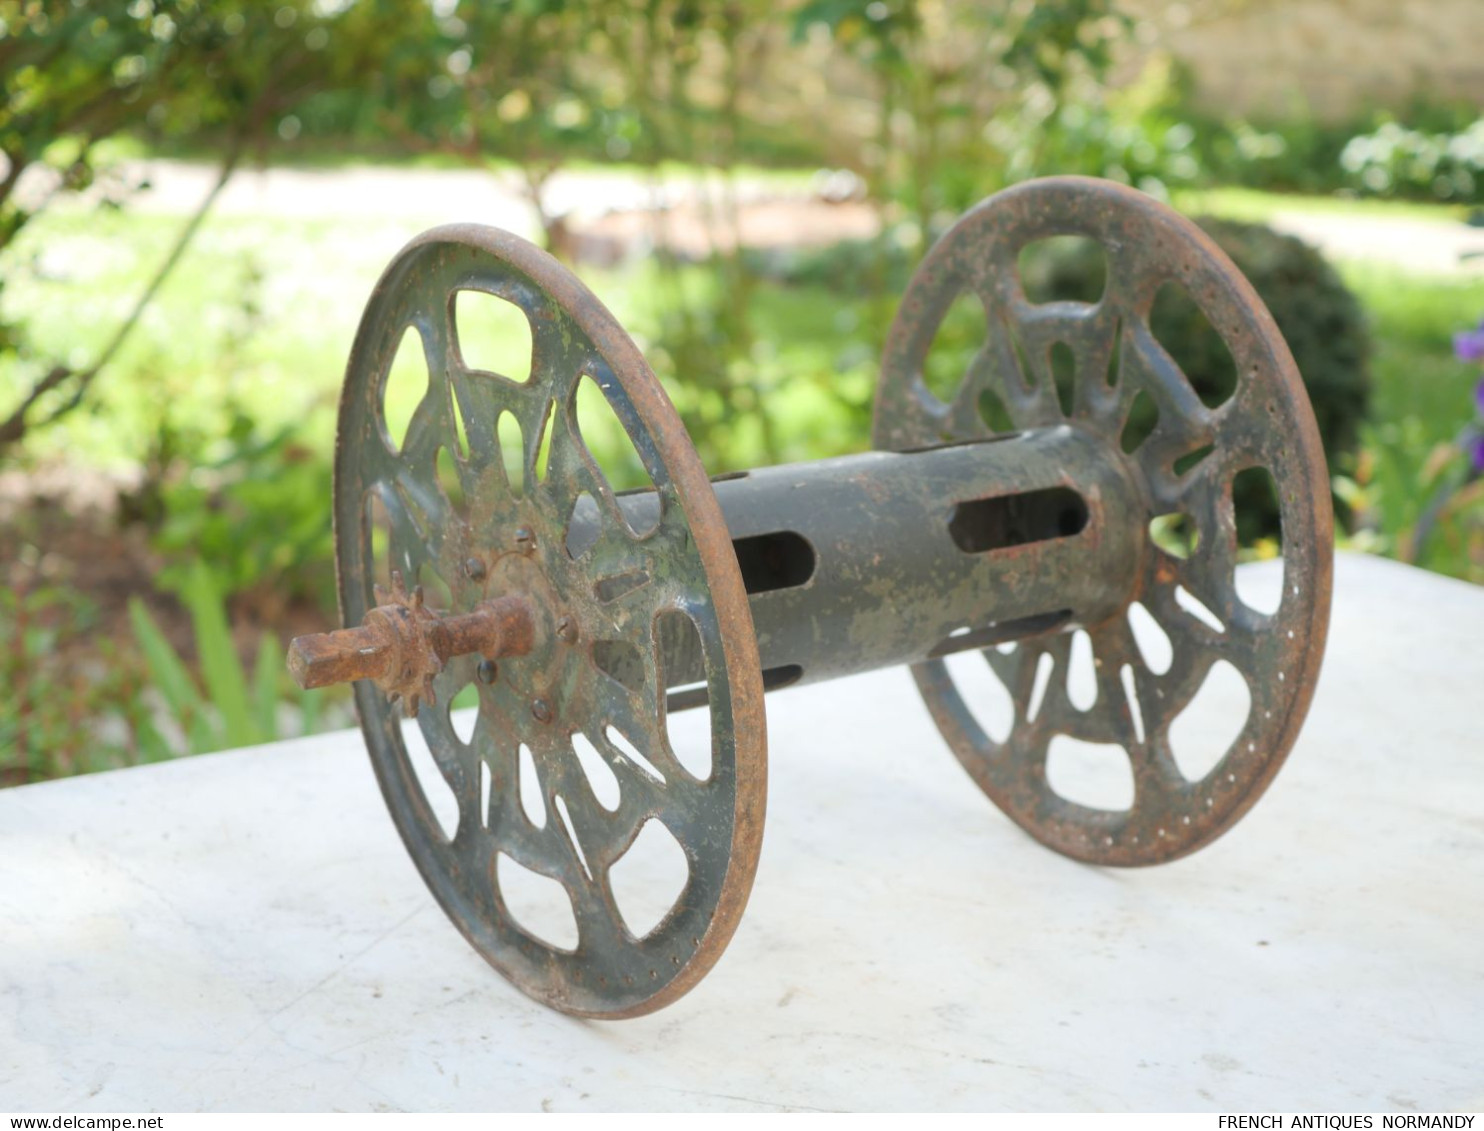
1339, 118, 1484, 204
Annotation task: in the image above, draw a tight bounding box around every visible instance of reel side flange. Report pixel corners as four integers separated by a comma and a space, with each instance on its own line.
330, 224, 766, 1017
874, 176, 1334, 866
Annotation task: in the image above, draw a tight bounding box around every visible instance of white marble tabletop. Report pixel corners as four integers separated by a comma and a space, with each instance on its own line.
2, 552, 1481, 1113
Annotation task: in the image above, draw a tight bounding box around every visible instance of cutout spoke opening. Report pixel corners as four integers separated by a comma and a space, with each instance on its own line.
403, 721, 459, 843
573, 374, 660, 536
941, 651, 1015, 745
1018, 235, 1109, 306
454, 290, 534, 383
922, 291, 990, 405
1046, 736, 1135, 811
609, 819, 690, 940
658, 609, 713, 781
1150, 281, 1238, 410
518, 743, 546, 828
1169, 659, 1252, 782
570, 731, 621, 812
1233, 465, 1285, 616
381, 325, 430, 454
495, 852, 578, 950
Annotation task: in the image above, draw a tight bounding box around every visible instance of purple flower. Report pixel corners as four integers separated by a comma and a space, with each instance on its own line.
1457, 330, 1484, 363
1456, 320, 1484, 363
1470, 433, 1484, 474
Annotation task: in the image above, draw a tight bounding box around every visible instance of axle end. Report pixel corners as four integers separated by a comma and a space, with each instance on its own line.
287, 625, 391, 690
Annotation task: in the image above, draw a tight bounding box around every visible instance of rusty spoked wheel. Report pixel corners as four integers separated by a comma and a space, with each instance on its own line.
874, 177, 1333, 866
334, 225, 765, 1016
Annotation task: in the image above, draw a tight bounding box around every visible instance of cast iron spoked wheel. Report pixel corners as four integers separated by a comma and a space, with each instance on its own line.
333, 224, 765, 1016
874, 176, 1333, 866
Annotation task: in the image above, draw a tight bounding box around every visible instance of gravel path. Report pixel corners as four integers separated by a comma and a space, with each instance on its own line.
1266, 209, 1484, 277
82, 159, 817, 236
27, 158, 1484, 276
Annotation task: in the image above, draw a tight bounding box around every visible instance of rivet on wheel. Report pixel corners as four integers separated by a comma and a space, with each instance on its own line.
557, 615, 577, 643
464, 556, 486, 581
531, 698, 553, 724
477, 659, 498, 685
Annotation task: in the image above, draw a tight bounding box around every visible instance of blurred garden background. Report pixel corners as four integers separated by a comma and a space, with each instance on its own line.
3, 0, 1483, 785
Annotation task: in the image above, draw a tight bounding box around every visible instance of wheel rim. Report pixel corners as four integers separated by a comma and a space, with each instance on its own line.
875, 177, 1333, 865
334, 225, 766, 1014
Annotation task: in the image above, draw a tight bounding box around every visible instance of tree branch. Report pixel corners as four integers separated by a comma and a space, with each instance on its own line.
0, 125, 250, 452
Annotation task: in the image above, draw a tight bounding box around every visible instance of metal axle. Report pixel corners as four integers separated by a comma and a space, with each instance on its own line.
288, 579, 535, 715
291, 423, 1144, 707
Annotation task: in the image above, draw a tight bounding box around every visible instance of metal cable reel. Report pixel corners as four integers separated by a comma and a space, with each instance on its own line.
289, 176, 1333, 1017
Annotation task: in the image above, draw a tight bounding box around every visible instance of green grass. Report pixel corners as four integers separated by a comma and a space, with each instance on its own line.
1345, 266, 1484, 428
2, 208, 393, 467
1, 201, 871, 476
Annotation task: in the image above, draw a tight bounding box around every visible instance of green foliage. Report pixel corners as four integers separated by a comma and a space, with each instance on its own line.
1023, 217, 1372, 538
0, 0, 436, 181
369, 0, 599, 164
1335, 267, 1484, 584
1192, 115, 1346, 199
791, 0, 1136, 226
95, 245, 339, 609
0, 583, 159, 782
1339, 119, 1484, 204
743, 233, 916, 296
2, 546, 336, 785
149, 410, 335, 608
990, 54, 1205, 197
127, 590, 213, 754
127, 561, 320, 755
0, 0, 437, 450
1193, 103, 1484, 205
